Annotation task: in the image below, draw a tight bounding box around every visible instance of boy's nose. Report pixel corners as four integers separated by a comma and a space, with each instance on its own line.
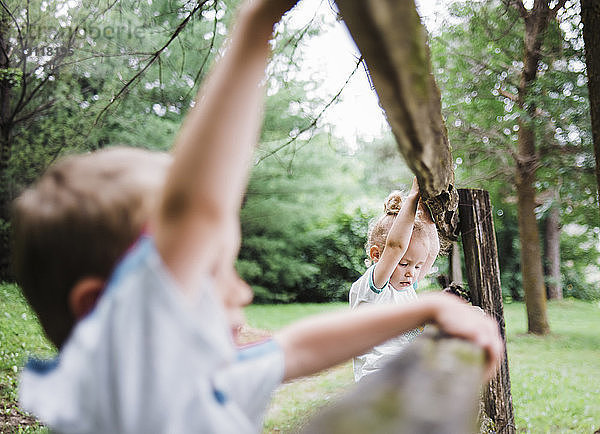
227, 271, 253, 307
236, 277, 254, 307
219, 269, 254, 308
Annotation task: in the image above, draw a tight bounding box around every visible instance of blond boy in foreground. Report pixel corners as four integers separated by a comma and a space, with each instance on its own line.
12, 0, 503, 432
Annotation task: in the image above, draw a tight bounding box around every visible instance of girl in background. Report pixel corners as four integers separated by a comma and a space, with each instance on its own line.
349, 178, 440, 382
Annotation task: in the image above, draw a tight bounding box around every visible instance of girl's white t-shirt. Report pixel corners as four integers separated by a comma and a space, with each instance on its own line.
349, 264, 422, 382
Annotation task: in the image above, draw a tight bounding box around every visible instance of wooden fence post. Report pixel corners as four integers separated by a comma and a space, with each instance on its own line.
458, 188, 515, 433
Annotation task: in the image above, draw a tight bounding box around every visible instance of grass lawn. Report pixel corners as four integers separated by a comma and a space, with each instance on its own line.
0, 284, 54, 432
1, 283, 599, 433
503, 300, 600, 432
246, 300, 600, 433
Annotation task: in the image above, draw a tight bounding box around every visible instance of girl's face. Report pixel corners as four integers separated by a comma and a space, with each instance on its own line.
389, 234, 429, 290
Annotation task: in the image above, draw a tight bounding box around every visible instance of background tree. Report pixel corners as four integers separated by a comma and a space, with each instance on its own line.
1, 0, 392, 303
0, 0, 237, 279
509, 0, 567, 335
581, 0, 600, 206
239, 136, 371, 302
430, 0, 597, 330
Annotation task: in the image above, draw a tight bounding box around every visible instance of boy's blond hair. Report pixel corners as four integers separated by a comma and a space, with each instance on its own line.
12, 147, 170, 348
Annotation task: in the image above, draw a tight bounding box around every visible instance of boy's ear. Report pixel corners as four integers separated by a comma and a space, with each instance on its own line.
69, 277, 105, 320
369, 245, 381, 262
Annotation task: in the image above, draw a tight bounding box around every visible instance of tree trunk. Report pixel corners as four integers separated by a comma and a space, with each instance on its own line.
514, 1, 553, 335
515, 136, 549, 333
335, 0, 459, 244
458, 189, 515, 433
0, 9, 13, 280
582, 0, 600, 209
544, 204, 562, 300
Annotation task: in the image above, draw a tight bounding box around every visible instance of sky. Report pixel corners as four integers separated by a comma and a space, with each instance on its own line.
286, 0, 450, 147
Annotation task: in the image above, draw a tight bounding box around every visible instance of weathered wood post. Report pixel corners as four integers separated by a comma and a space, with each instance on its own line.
458, 188, 515, 433
300, 330, 485, 434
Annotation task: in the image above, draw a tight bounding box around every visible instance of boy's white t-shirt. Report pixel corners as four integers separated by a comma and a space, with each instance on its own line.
19, 236, 284, 434
349, 264, 422, 382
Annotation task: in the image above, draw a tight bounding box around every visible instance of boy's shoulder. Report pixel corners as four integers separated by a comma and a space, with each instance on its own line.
20, 235, 239, 430
88, 234, 236, 358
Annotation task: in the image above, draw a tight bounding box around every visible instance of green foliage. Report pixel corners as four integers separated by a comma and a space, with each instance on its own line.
239, 133, 375, 303
559, 226, 600, 300
492, 205, 523, 300
247, 300, 600, 433
431, 0, 599, 300
3, 0, 237, 192
1, 0, 242, 280
0, 284, 54, 432
299, 210, 372, 301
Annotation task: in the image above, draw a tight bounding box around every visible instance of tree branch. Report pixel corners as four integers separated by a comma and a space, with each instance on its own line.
504, 0, 528, 19
12, 99, 55, 124
498, 88, 518, 102
90, 0, 208, 129
182, 0, 218, 103
549, 0, 568, 19
256, 56, 363, 164
0, 0, 25, 55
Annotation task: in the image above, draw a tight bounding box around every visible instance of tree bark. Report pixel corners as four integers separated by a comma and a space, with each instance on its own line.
0, 9, 13, 279
458, 189, 515, 433
582, 0, 600, 210
335, 0, 459, 244
513, 0, 553, 335
544, 204, 562, 300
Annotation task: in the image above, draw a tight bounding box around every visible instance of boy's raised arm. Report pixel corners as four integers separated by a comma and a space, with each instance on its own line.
274, 293, 503, 382
155, 0, 296, 290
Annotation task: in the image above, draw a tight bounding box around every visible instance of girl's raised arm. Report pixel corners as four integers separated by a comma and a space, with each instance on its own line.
372, 178, 420, 288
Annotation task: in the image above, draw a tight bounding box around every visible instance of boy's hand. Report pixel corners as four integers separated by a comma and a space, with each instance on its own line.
423, 293, 504, 381
247, 0, 300, 28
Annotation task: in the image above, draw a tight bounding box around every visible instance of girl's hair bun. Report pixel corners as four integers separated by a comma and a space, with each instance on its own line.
384, 190, 403, 215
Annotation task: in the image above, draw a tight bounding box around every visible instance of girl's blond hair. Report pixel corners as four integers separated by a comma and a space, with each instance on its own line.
365, 190, 437, 265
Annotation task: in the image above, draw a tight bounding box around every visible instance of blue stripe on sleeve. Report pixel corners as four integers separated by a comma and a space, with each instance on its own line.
368, 265, 387, 294
25, 357, 60, 375
236, 339, 280, 362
